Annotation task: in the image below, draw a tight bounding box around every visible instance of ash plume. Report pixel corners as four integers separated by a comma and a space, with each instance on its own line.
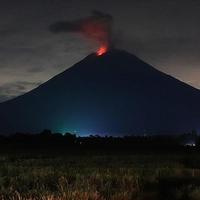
49, 10, 113, 48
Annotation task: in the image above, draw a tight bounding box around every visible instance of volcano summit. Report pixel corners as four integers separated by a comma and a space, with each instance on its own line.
0, 49, 200, 135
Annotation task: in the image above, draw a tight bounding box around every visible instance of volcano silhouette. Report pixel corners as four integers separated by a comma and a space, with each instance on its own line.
0, 49, 200, 135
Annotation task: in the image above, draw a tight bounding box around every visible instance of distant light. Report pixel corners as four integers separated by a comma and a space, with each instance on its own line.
184, 143, 196, 147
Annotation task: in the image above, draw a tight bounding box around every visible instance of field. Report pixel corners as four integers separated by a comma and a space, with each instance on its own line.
1, 147, 200, 200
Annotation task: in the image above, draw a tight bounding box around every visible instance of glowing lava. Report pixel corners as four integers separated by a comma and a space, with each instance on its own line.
96, 46, 107, 56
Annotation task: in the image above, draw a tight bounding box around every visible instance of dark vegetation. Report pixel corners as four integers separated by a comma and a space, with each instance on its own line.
0, 129, 198, 152
1, 130, 200, 200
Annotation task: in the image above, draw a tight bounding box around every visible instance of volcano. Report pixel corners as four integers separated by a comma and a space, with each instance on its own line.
0, 49, 200, 135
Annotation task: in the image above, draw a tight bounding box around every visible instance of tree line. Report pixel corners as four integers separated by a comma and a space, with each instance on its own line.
0, 129, 198, 153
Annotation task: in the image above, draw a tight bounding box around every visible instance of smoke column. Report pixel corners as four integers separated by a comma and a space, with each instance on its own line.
49, 10, 113, 54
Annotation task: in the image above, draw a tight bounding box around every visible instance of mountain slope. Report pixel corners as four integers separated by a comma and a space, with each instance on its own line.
0, 49, 200, 135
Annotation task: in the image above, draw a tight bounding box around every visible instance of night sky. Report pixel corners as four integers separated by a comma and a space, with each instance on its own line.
0, 0, 200, 102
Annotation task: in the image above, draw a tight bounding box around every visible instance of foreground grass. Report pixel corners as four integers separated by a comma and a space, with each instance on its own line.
1, 150, 200, 200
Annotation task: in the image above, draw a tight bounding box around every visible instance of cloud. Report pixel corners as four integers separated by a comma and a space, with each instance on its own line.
0, 28, 17, 37
0, 81, 42, 102
28, 66, 46, 73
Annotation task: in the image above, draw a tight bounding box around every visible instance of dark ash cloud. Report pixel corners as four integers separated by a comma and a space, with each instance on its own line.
49, 10, 114, 48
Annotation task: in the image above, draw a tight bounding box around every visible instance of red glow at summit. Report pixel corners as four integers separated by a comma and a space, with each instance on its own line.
96, 45, 108, 56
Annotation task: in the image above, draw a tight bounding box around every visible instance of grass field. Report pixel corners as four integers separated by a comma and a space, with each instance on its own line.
1, 149, 200, 200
